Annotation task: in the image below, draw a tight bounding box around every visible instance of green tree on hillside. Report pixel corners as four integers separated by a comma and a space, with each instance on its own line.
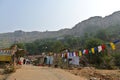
84, 38, 107, 67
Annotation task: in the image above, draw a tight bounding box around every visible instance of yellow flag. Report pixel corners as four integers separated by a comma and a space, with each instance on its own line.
110, 42, 116, 50
79, 51, 82, 57
91, 48, 95, 54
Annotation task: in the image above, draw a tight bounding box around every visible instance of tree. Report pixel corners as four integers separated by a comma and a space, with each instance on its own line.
25, 43, 38, 55
15, 49, 27, 58
84, 38, 107, 67
52, 41, 64, 53
85, 38, 103, 48
15, 43, 27, 58
95, 29, 109, 41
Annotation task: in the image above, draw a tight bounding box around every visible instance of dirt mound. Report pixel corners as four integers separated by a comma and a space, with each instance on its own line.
67, 67, 120, 80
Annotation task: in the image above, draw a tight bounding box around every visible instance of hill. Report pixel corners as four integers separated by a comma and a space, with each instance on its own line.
0, 11, 120, 48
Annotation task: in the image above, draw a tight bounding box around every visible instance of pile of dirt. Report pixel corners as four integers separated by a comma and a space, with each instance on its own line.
67, 67, 120, 80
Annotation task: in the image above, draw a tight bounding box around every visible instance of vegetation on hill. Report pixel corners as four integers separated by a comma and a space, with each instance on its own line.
12, 25, 120, 69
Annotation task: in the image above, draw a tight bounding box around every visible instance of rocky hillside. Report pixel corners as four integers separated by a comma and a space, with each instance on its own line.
0, 11, 120, 48
70, 11, 120, 36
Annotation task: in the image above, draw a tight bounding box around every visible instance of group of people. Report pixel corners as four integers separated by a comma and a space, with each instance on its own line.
18, 57, 31, 65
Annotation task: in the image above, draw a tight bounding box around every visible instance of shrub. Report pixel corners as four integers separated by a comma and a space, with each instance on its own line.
100, 55, 115, 69
112, 52, 120, 68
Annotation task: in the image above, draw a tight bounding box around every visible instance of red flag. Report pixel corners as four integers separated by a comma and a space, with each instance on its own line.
85, 49, 89, 54
75, 51, 78, 56
102, 44, 106, 52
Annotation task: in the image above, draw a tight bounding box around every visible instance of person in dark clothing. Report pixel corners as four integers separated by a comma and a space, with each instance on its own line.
23, 59, 26, 64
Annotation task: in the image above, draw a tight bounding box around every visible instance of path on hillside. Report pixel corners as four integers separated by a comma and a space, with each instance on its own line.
6, 65, 86, 80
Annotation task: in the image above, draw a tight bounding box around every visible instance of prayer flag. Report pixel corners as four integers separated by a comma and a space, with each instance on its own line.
110, 42, 116, 50
91, 48, 95, 54
85, 49, 89, 54
83, 50, 86, 54
75, 51, 78, 56
73, 52, 76, 56
79, 51, 82, 57
113, 40, 120, 44
98, 46, 102, 52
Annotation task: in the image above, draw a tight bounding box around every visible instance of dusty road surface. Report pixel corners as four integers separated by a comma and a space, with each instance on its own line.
6, 65, 86, 80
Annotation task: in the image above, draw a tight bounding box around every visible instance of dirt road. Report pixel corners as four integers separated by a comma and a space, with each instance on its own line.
6, 65, 86, 80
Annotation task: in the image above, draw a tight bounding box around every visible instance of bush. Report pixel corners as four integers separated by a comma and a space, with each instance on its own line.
100, 55, 115, 69
112, 52, 120, 68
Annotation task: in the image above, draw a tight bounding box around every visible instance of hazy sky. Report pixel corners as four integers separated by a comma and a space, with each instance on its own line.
0, 0, 120, 33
